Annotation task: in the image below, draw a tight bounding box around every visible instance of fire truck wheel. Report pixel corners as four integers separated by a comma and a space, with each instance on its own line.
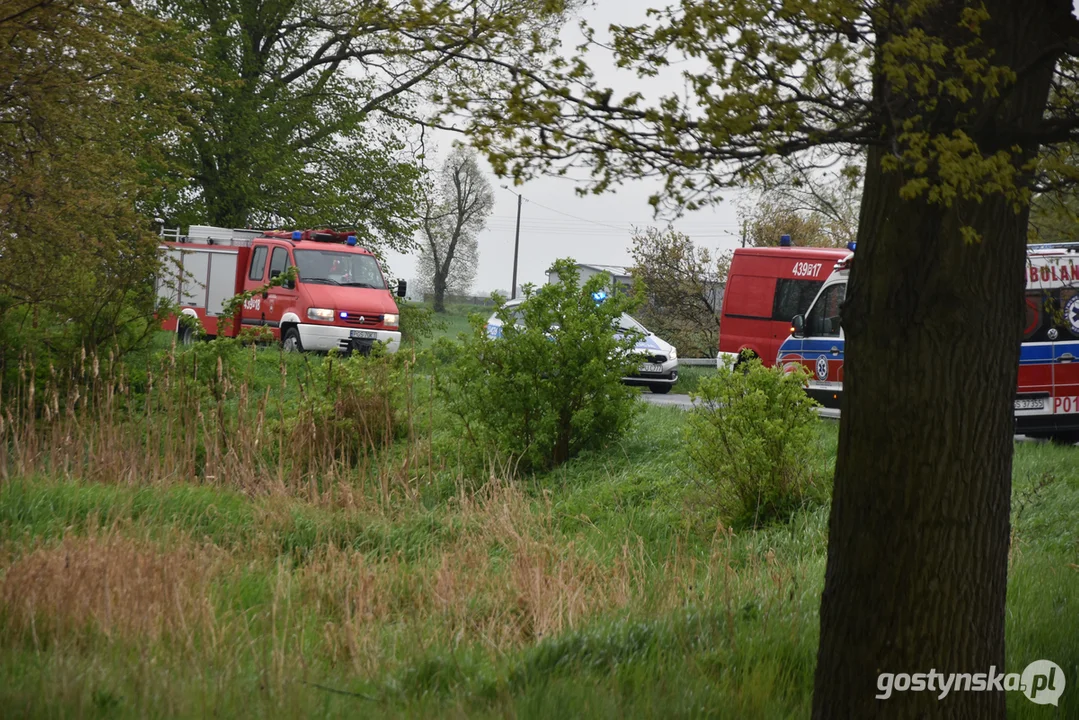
282, 327, 303, 353
734, 352, 757, 373
1049, 430, 1079, 446
650, 384, 672, 394
178, 325, 195, 346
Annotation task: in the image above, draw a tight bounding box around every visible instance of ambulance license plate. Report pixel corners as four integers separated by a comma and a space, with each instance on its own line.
640, 363, 663, 374
1014, 397, 1045, 411
349, 329, 376, 340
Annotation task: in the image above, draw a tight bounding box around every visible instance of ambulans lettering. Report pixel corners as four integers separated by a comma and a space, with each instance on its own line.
792, 262, 824, 278
1028, 260, 1079, 286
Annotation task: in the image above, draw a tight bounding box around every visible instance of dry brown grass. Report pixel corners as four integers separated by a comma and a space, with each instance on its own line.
287, 480, 804, 677
0, 531, 221, 645
0, 348, 427, 505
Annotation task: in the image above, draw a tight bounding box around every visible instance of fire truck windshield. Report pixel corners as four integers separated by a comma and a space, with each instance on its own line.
294, 250, 384, 288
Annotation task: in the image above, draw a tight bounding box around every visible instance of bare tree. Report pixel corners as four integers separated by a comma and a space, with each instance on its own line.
629, 227, 729, 357
739, 161, 862, 248
420, 146, 494, 311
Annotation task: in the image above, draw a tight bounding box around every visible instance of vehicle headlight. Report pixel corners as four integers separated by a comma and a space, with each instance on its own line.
307, 307, 334, 322
669, 347, 677, 360
382, 313, 399, 328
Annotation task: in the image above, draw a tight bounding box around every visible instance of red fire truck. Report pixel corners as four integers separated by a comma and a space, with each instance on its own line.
156, 225, 406, 353
717, 237, 852, 367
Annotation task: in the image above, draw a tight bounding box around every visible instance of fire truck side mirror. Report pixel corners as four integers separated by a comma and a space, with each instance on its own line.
791, 314, 805, 337
396, 279, 407, 298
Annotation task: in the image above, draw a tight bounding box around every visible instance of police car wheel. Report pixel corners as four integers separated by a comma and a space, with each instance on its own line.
282, 327, 303, 353
734, 354, 756, 374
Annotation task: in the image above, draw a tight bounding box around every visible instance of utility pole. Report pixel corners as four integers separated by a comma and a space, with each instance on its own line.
502, 186, 523, 299
511, 191, 520, 302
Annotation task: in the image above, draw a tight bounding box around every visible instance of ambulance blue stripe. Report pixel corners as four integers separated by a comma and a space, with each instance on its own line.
781, 340, 1078, 363
1020, 344, 1055, 364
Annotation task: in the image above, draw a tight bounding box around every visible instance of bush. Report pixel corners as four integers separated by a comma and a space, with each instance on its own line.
399, 302, 445, 344
684, 356, 824, 528
435, 259, 643, 473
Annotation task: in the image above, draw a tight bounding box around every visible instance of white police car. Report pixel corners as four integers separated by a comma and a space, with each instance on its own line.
485, 299, 679, 394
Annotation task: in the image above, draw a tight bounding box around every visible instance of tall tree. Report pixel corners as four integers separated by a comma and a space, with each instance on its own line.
0, 0, 189, 373
628, 227, 727, 357
1027, 144, 1079, 243
446, 1, 1079, 716
418, 146, 494, 311
148, 0, 578, 253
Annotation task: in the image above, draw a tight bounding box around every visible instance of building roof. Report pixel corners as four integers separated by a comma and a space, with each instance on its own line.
548, 262, 633, 277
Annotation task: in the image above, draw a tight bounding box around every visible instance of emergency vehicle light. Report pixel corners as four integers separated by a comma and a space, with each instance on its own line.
347, 235, 358, 246
292, 231, 302, 240
780, 234, 792, 246
592, 290, 607, 302
847, 242, 856, 251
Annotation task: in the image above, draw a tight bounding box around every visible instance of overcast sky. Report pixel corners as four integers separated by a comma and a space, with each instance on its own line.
386, 0, 1079, 296
385, 0, 748, 296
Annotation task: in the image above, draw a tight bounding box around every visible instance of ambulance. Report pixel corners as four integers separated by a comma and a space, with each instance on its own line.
717, 236, 851, 368
156, 225, 407, 354
777, 244, 1079, 443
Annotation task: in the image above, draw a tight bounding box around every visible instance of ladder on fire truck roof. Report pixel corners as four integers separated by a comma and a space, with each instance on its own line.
157, 223, 262, 247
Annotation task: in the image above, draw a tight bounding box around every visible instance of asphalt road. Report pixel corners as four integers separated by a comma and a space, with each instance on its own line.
643, 392, 841, 418
640, 393, 1068, 443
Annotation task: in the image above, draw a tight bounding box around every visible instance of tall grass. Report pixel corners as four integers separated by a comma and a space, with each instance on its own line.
0, 344, 433, 507
0, 342, 1076, 718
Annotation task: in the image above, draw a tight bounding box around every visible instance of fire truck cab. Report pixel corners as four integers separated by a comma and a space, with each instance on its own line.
778, 244, 1079, 443
157, 225, 406, 354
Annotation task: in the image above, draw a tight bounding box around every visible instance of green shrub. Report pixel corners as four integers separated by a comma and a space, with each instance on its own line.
399, 302, 445, 344
684, 357, 824, 528
435, 259, 643, 473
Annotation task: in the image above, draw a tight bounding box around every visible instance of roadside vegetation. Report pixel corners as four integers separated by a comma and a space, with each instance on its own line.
1, 272, 1076, 718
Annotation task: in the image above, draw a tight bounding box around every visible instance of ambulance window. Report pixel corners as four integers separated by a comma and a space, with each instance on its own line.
1025, 290, 1063, 342
269, 247, 290, 279
1023, 292, 1042, 341
806, 283, 846, 337
773, 279, 825, 322
249, 246, 268, 281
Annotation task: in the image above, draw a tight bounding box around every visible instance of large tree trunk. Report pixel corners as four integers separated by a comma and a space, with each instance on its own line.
811, 2, 1065, 717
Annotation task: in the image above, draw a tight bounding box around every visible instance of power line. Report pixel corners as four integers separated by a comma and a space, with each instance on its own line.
520, 197, 634, 232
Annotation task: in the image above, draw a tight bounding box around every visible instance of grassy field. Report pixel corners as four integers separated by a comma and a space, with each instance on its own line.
674, 365, 716, 396
0, 341, 1076, 718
